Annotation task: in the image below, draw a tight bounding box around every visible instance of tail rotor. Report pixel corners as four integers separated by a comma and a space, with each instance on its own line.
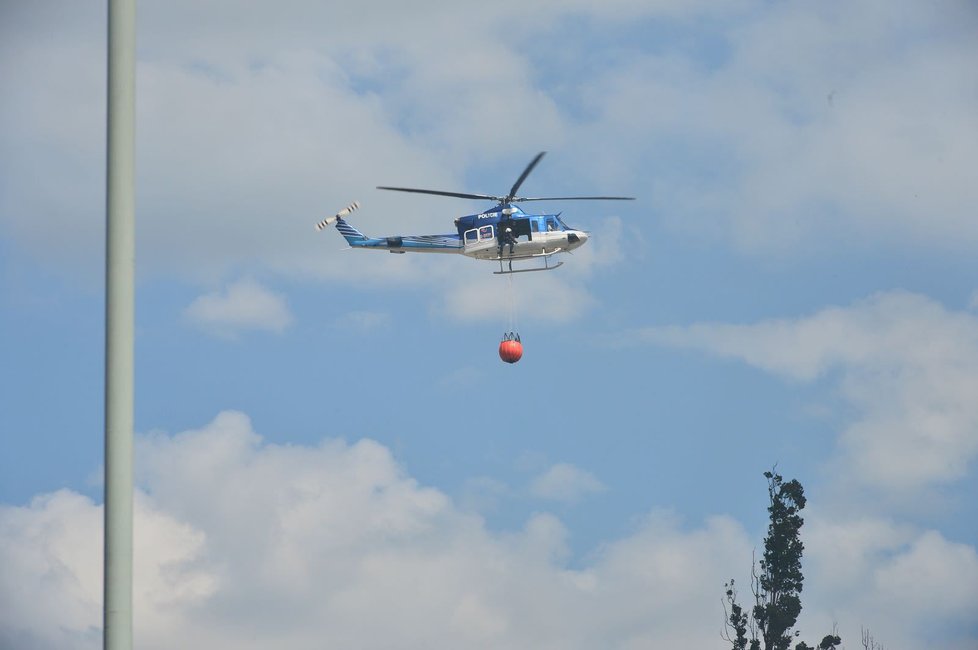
316, 201, 360, 231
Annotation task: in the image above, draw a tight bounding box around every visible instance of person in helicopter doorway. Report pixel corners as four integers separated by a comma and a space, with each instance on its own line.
498, 226, 517, 257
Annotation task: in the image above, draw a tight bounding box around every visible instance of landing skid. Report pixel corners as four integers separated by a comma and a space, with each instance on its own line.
493, 252, 564, 275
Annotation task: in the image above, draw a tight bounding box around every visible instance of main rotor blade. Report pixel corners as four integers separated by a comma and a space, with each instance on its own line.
507, 151, 546, 201
376, 186, 501, 201
515, 196, 636, 202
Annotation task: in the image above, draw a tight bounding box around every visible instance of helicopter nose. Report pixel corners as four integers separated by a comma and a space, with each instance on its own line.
567, 231, 588, 246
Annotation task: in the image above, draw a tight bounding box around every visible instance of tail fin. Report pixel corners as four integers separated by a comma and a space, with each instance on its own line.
335, 217, 367, 244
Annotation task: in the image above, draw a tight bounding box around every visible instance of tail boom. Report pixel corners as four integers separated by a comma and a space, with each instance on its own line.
317, 202, 462, 253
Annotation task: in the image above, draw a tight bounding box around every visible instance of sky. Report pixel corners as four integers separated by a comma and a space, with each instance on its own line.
2, 1, 978, 648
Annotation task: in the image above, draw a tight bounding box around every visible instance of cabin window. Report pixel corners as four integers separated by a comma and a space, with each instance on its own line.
465, 229, 478, 242
531, 220, 539, 232
479, 225, 494, 241
546, 217, 558, 231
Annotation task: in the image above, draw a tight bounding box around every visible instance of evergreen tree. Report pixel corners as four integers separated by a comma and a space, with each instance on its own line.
723, 471, 840, 650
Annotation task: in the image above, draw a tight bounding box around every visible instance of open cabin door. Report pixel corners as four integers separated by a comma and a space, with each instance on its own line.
509, 217, 532, 240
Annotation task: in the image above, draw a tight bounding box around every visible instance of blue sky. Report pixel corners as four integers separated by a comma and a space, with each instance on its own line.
2, 1, 978, 648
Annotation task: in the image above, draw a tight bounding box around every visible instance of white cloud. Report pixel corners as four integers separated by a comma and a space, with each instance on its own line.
874, 530, 978, 619
574, 2, 978, 254
801, 513, 978, 648
638, 290, 978, 493
183, 278, 292, 337
9, 1, 974, 285
1, 411, 755, 649
8, 1, 973, 335
529, 463, 607, 503
2, 411, 975, 648
0, 490, 102, 650
0, 488, 214, 650
1, 0, 628, 325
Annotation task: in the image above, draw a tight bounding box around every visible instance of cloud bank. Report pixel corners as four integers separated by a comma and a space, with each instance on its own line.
638, 290, 978, 495
4, 1, 976, 320
2, 411, 975, 649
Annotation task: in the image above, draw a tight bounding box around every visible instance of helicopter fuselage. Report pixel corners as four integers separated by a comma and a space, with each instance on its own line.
320, 151, 631, 273
455, 205, 589, 261
333, 204, 588, 263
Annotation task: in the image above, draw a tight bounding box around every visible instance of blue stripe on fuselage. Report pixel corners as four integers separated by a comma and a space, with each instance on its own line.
349, 234, 462, 252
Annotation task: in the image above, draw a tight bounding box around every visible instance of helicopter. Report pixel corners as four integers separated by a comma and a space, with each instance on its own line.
316, 152, 634, 274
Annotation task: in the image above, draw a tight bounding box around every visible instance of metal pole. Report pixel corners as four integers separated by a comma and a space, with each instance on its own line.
105, 0, 135, 648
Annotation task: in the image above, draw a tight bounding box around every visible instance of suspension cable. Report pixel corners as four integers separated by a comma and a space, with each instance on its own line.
507, 271, 519, 336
